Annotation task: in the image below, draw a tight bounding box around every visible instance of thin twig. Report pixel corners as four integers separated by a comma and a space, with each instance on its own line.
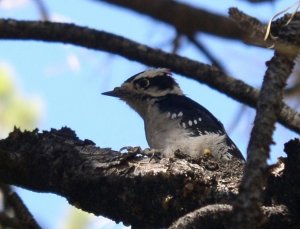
187, 35, 226, 73
171, 32, 183, 54
32, 0, 50, 21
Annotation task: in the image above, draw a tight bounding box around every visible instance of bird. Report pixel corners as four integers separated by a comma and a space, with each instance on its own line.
102, 68, 245, 162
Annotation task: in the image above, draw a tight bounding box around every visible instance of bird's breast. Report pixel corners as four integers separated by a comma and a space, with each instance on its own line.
144, 106, 184, 149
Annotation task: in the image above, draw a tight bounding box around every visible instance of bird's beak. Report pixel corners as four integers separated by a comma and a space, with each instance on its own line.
102, 87, 124, 98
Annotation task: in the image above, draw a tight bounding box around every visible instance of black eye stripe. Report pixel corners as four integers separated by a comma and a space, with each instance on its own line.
133, 76, 176, 90
148, 75, 178, 90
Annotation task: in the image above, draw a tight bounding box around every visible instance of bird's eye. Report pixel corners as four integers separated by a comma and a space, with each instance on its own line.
136, 78, 150, 89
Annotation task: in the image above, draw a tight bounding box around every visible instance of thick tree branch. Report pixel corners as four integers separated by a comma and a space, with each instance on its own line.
232, 53, 295, 228
0, 128, 299, 227
0, 19, 299, 134
0, 128, 244, 228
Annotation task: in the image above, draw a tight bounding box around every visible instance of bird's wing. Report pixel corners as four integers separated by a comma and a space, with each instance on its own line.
156, 94, 226, 136
156, 94, 245, 161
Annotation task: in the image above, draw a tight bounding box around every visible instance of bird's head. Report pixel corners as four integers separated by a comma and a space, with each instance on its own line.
102, 68, 183, 115
102, 68, 183, 98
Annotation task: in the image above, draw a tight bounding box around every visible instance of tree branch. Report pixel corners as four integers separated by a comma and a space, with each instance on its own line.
232, 53, 295, 228
230, 9, 300, 57
169, 204, 292, 229
0, 128, 299, 227
169, 138, 300, 229
187, 35, 226, 73
0, 184, 40, 229
229, 7, 272, 47
0, 19, 299, 134
265, 139, 300, 218
0, 212, 23, 229
99, 0, 246, 41
5, 190, 41, 229
0, 127, 244, 228
32, 0, 50, 21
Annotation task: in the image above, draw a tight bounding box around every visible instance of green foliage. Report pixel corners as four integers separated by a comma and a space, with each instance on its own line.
0, 66, 41, 138
60, 207, 92, 229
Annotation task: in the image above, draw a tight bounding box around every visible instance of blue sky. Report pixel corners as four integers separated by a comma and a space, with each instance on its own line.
0, 0, 299, 228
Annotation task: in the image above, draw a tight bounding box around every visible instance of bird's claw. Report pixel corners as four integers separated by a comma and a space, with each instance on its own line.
142, 148, 162, 161
119, 146, 161, 160
120, 146, 142, 155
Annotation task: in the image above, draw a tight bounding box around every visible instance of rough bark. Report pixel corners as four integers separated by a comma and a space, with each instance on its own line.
0, 127, 244, 228
265, 139, 300, 220
232, 52, 295, 228
0, 19, 299, 134
0, 128, 299, 228
227, 10, 300, 228
230, 9, 300, 57
169, 204, 292, 229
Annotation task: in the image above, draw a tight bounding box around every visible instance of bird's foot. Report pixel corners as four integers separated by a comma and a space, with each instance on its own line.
120, 146, 142, 156
119, 146, 161, 161
142, 148, 162, 161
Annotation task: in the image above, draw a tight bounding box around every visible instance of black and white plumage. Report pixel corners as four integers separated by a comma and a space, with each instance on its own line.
102, 68, 245, 161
